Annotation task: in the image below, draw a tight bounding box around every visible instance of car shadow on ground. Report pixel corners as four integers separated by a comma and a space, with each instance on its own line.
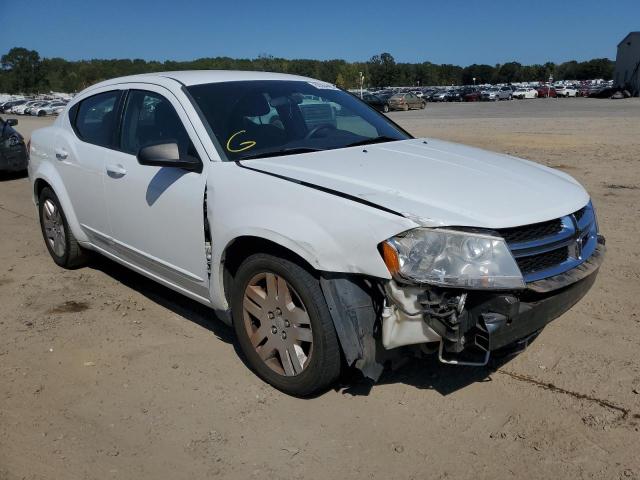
88, 254, 514, 398
338, 356, 512, 397
88, 255, 236, 346
0, 170, 28, 181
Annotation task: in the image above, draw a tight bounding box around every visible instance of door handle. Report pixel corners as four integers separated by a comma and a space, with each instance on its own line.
106, 164, 127, 177
54, 148, 68, 160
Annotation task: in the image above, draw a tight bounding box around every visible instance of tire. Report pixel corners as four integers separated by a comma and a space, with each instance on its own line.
402, 104, 409, 111
383, 104, 389, 113
420, 102, 426, 109
38, 187, 88, 269
231, 253, 341, 396
37, 110, 45, 117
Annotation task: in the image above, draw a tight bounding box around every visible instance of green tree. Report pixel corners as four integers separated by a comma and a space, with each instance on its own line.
1, 47, 46, 93
367, 52, 397, 87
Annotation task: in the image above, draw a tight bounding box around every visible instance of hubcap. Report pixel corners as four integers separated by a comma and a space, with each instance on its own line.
242, 272, 313, 377
42, 199, 66, 257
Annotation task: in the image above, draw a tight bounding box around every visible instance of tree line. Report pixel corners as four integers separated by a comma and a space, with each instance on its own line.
0, 47, 614, 95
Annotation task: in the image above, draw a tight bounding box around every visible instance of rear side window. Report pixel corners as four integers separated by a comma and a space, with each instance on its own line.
73, 91, 120, 148
120, 90, 195, 157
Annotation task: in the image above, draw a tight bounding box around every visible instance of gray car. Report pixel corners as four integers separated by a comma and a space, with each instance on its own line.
482, 86, 513, 101
388, 93, 426, 111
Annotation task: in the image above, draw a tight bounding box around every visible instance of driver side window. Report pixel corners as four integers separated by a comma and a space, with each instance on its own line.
120, 90, 196, 158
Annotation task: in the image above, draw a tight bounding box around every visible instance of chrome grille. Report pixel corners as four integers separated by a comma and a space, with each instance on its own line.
499, 202, 598, 282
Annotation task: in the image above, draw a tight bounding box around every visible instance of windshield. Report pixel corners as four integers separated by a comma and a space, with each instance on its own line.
186, 80, 410, 161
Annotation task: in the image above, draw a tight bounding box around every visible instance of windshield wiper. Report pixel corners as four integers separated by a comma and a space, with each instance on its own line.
344, 136, 400, 148
237, 147, 325, 161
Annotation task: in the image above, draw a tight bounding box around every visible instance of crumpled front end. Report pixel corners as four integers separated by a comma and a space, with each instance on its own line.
322, 202, 605, 379
381, 239, 604, 366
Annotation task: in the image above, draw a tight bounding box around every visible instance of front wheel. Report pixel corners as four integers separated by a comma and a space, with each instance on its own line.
383, 104, 389, 113
38, 187, 89, 269
231, 254, 342, 396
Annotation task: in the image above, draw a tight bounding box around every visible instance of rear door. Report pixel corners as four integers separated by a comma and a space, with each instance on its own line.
102, 86, 210, 301
55, 89, 123, 248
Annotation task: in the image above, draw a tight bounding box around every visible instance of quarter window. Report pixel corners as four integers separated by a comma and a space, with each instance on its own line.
120, 90, 195, 157
74, 91, 120, 148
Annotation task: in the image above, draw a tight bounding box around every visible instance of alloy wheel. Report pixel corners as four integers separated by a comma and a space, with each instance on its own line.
42, 199, 66, 257
242, 272, 313, 376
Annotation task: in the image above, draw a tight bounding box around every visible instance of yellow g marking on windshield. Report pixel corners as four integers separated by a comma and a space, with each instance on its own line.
226, 130, 256, 153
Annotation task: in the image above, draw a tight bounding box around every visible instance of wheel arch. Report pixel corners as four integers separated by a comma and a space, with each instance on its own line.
32, 168, 88, 244
219, 234, 319, 313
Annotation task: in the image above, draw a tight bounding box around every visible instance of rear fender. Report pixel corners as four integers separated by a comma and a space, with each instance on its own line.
32, 163, 88, 244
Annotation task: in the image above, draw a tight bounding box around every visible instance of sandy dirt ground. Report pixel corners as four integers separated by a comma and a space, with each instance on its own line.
1, 98, 639, 480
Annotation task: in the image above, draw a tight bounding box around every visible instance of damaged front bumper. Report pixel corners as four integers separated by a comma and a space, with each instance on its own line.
384, 238, 606, 366
321, 237, 605, 379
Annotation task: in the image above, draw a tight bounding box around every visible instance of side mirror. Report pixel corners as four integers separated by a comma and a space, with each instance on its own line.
6, 118, 18, 127
137, 142, 201, 172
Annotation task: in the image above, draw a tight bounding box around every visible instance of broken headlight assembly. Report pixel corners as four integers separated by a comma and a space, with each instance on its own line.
380, 228, 525, 290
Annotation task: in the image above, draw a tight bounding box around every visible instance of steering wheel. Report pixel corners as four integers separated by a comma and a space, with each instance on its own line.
304, 123, 337, 140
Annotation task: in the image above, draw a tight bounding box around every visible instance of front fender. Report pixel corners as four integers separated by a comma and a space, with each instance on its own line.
206, 162, 417, 310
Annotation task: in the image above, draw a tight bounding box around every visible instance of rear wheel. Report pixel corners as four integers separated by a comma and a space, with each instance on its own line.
231, 254, 341, 396
383, 104, 389, 113
38, 187, 88, 269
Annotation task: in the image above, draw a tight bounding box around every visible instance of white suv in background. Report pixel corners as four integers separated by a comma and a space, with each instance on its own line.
28, 71, 605, 396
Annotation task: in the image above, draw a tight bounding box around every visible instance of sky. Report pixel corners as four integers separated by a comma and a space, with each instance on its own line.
1, 0, 638, 66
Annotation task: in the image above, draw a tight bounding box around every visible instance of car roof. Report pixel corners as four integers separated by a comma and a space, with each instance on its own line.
90, 70, 316, 89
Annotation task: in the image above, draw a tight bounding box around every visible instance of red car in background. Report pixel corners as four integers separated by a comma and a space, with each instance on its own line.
462, 87, 482, 102
537, 86, 557, 98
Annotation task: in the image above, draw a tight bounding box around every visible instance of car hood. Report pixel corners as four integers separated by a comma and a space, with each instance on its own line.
244, 138, 589, 229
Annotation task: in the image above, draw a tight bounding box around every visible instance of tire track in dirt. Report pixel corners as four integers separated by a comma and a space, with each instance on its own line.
497, 369, 634, 421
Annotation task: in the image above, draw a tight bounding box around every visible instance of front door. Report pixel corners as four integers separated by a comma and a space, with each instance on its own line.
103, 87, 210, 301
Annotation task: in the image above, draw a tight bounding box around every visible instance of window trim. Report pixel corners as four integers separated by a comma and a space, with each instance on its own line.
69, 90, 124, 149
116, 88, 203, 171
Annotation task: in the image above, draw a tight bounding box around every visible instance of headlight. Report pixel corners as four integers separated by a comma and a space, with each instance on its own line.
381, 228, 525, 290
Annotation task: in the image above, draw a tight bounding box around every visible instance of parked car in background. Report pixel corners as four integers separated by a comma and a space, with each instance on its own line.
12, 101, 40, 115
431, 90, 448, 102
362, 93, 390, 113
536, 86, 557, 98
497, 86, 514, 100
512, 87, 538, 99
31, 101, 67, 116
555, 86, 577, 97
0, 117, 28, 172
388, 92, 425, 110
461, 87, 482, 102
1, 100, 27, 113
445, 89, 462, 102
24, 101, 48, 115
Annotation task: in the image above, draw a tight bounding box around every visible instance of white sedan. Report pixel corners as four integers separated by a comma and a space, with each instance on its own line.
555, 86, 578, 97
512, 87, 538, 99
31, 101, 67, 116
28, 71, 604, 395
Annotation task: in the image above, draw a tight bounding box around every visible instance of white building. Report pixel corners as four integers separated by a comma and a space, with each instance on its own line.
614, 32, 640, 94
